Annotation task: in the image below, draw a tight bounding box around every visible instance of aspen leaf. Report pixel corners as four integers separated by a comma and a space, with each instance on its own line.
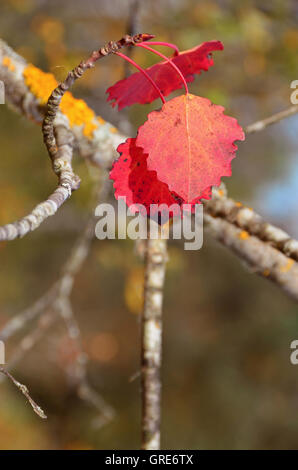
135, 94, 245, 203
106, 41, 223, 110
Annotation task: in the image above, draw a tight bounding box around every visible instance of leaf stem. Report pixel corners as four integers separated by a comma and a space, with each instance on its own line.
144, 41, 179, 56
136, 43, 189, 95
115, 52, 166, 105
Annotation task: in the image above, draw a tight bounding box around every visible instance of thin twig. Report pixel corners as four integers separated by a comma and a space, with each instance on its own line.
0, 34, 152, 242
124, 0, 142, 76
0, 309, 58, 375
42, 32, 153, 168
0, 112, 76, 241
141, 234, 168, 450
245, 105, 298, 134
0, 176, 115, 423
0, 366, 47, 419
0, 284, 58, 341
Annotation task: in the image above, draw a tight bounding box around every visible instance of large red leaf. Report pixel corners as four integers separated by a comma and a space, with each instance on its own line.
135, 94, 245, 203
110, 138, 212, 222
106, 41, 223, 110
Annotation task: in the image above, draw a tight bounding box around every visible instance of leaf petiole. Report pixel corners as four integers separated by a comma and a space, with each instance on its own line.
135, 43, 189, 95
115, 52, 166, 105
143, 41, 179, 56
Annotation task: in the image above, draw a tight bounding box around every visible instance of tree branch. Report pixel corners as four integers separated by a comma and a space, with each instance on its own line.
245, 105, 298, 134
0, 35, 152, 241
0, 177, 115, 424
141, 235, 168, 450
0, 122, 76, 241
0, 366, 47, 419
204, 213, 298, 301
206, 186, 298, 262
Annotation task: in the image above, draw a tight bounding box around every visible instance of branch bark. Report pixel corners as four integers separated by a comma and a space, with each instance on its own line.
141, 235, 168, 450
206, 187, 298, 262
204, 213, 298, 301
0, 35, 152, 241
245, 105, 298, 134
0, 366, 47, 419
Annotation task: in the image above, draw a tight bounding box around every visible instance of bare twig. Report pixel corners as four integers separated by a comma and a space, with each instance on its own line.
245, 105, 298, 134
127, 0, 142, 37
124, 0, 142, 76
0, 34, 152, 242
0, 366, 47, 419
0, 104, 76, 241
0, 38, 124, 169
78, 383, 115, 429
42, 33, 153, 163
141, 235, 168, 450
204, 213, 298, 301
0, 284, 58, 341
0, 176, 115, 423
1, 309, 58, 374
206, 187, 298, 262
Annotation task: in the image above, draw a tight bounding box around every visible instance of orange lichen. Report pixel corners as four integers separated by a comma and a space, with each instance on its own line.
23, 63, 112, 139
217, 189, 224, 197
59, 92, 96, 129
262, 269, 270, 277
280, 258, 294, 273
23, 64, 58, 104
2, 56, 15, 72
97, 116, 106, 125
83, 121, 98, 138
239, 230, 249, 240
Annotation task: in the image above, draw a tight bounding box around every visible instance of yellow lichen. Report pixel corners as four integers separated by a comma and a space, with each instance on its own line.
239, 230, 249, 240
23, 63, 110, 139
109, 126, 119, 134
23, 64, 58, 104
83, 121, 98, 138
60, 92, 95, 128
97, 116, 106, 125
2, 56, 15, 71
280, 258, 294, 273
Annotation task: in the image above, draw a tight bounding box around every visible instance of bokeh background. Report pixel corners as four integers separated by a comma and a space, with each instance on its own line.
0, 0, 298, 450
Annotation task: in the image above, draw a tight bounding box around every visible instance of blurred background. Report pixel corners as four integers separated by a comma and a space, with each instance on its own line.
0, 0, 298, 450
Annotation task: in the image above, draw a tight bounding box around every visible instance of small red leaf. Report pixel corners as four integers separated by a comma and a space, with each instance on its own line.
135, 94, 245, 203
106, 41, 223, 110
110, 138, 180, 218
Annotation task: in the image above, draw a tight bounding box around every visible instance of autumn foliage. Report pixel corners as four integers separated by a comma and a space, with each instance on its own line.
106, 40, 223, 110
109, 39, 244, 221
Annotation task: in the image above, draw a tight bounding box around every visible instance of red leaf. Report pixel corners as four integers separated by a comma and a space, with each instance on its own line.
110, 138, 180, 218
110, 138, 211, 222
106, 41, 223, 110
135, 94, 245, 203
